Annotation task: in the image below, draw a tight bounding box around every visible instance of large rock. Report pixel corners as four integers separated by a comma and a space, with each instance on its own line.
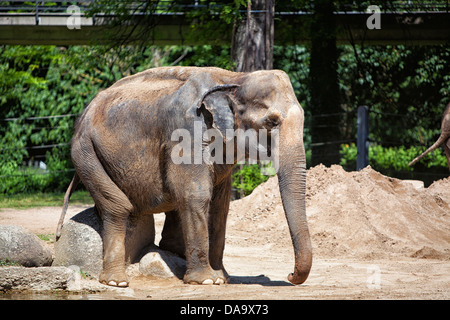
53, 207, 104, 278
139, 244, 186, 279
0, 225, 52, 267
53, 207, 155, 278
0, 266, 75, 291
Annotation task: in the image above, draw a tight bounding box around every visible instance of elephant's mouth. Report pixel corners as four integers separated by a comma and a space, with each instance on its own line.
245, 128, 280, 165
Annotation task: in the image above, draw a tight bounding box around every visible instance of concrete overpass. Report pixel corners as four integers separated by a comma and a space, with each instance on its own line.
0, 1, 449, 46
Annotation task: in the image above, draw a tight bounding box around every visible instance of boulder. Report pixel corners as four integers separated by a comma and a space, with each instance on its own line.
0, 266, 75, 291
53, 207, 103, 278
53, 207, 155, 279
139, 244, 186, 279
0, 225, 52, 267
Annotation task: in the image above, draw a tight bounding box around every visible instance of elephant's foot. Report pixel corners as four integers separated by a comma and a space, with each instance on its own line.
184, 267, 228, 285
99, 268, 129, 287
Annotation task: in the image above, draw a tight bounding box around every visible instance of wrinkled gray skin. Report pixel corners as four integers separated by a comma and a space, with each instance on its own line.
409, 103, 450, 170
57, 67, 312, 287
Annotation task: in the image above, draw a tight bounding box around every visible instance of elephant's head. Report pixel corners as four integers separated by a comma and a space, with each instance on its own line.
198, 70, 312, 285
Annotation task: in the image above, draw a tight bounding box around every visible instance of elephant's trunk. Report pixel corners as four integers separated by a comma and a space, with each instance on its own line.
276, 106, 312, 285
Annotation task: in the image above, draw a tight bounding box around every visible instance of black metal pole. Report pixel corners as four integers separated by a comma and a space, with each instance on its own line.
35, 0, 39, 25
357, 106, 369, 171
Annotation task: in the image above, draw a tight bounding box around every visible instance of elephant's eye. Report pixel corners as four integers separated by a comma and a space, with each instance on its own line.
264, 114, 281, 129
235, 104, 245, 115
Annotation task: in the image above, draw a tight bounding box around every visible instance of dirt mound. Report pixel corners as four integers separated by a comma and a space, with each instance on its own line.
228, 165, 450, 260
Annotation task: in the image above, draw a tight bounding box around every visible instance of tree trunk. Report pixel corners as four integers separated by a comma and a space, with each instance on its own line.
309, 0, 341, 166
231, 0, 274, 199
231, 0, 274, 72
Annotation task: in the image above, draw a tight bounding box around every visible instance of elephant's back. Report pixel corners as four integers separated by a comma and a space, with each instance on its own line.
110, 66, 238, 88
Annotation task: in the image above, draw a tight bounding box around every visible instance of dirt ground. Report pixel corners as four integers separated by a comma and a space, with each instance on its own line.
1, 164, 449, 299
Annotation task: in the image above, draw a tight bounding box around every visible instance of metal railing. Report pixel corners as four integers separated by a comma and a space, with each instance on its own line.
0, 0, 93, 13
0, 0, 448, 15
0, 0, 93, 25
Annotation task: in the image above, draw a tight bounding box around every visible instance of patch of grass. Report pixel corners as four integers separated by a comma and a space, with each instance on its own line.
80, 270, 94, 280
0, 258, 22, 267
0, 190, 93, 209
37, 233, 55, 243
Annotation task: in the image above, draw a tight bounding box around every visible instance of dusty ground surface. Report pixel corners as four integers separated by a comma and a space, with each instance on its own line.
1, 165, 449, 299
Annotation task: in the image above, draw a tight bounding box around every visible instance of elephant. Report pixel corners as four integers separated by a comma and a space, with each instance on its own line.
409, 103, 450, 170
56, 66, 312, 287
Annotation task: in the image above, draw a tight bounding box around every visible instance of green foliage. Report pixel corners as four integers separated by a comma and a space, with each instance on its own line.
37, 233, 54, 243
169, 45, 234, 70
0, 46, 95, 194
277, 44, 449, 171
0, 258, 21, 267
0, 45, 178, 195
0, 166, 53, 194
232, 164, 272, 197
337, 45, 450, 147
80, 269, 94, 280
339, 143, 358, 169
340, 143, 448, 172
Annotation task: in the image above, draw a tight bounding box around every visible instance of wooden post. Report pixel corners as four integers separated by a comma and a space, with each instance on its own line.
357, 106, 369, 171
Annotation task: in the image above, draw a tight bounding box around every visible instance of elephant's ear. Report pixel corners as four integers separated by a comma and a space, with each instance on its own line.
197, 84, 239, 142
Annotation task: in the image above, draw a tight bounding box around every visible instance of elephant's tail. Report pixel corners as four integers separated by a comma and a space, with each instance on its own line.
408, 133, 449, 167
56, 173, 80, 239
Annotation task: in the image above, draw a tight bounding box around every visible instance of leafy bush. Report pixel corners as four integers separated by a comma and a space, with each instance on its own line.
340, 143, 448, 172
0, 45, 169, 195
0, 164, 54, 194
232, 163, 274, 197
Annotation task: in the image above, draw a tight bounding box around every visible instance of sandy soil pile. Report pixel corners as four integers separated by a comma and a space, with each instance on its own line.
228, 164, 450, 260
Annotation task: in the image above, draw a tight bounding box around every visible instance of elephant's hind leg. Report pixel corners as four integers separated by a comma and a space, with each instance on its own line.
72, 139, 133, 287
92, 183, 133, 287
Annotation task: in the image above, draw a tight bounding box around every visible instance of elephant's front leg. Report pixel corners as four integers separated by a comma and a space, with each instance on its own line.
171, 167, 225, 285
208, 175, 232, 283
